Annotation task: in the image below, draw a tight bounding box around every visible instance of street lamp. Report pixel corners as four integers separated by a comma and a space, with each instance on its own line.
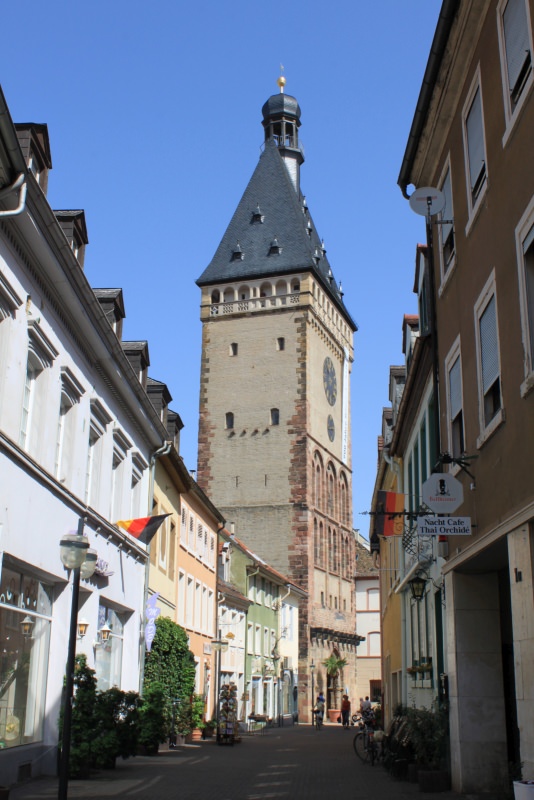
408, 572, 428, 602
211, 631, 228, 742
58, 517, 96, 800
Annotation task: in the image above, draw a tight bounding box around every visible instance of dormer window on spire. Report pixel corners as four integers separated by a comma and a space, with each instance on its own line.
252, 204, 264, 224
269, 238, 282, 256
231, 242, 244, 261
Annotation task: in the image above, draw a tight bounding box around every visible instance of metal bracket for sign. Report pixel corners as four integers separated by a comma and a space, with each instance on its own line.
438, 451, 478, 481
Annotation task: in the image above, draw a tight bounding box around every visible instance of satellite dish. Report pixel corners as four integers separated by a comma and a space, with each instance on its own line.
409, 186, 446, 217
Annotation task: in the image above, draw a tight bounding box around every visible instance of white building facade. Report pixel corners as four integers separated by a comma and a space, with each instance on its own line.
0, 91, 167, 784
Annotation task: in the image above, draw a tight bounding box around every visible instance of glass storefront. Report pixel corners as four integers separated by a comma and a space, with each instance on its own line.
0, 566, 52, 749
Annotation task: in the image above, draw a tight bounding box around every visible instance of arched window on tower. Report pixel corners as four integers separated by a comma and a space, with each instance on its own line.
270, 408, 279, 426
319, 521, 325, 568
314, 518, 319, 563
340, 472, 349, 526
225, 412, 234, 429
211, 290, 220, 304
326, 463, 336, 517
332, 530, 338, 574
313, 453, 323, 510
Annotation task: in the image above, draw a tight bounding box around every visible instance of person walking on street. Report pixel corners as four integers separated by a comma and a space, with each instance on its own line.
341, 694, 351, 728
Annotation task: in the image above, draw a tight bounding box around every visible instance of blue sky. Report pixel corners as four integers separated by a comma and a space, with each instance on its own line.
1, 1, 440, 537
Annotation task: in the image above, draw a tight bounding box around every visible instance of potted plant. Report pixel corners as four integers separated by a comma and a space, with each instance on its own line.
202, 719, 217, 739
322, 654, 348, 721
138, 682, 169, 755
405, 705, 450, 792
190, 693, 206, 741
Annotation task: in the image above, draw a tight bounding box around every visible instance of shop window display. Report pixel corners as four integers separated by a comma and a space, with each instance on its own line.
0, 566, 52, 749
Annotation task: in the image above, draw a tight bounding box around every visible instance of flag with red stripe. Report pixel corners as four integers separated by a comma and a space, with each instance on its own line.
115, 514, 170, 546
375, 491, 405, 537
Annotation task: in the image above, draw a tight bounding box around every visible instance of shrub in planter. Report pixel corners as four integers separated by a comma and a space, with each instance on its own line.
138, 682, 169, 755
92, 687, 142, 768
59, 654, 98, 778
405, 705, 449, 771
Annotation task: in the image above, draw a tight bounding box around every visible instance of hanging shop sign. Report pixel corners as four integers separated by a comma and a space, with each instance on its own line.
418, 516, 472, 536
422, 473, 464, 514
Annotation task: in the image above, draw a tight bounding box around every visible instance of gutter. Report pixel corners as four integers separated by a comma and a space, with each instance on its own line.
397, 0, 460, 198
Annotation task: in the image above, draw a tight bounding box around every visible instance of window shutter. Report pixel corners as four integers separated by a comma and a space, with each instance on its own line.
441, 170, 453, 244
449, 356, 462, 420
480, 295, 499, 392
466, 89, 485, 190
503, 0, 530, 93
522, 223, 534, 254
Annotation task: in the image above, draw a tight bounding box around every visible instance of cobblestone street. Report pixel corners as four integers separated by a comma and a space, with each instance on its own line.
10, 723, 462, 800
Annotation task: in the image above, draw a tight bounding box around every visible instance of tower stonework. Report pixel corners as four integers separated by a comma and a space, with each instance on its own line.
196, 84, 360, 720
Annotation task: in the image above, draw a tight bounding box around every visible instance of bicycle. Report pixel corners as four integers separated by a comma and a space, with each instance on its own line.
353, 723, 378, 765
313, 710, 324, 730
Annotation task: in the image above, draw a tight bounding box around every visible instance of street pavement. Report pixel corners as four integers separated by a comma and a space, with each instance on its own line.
10, 722, 466, 800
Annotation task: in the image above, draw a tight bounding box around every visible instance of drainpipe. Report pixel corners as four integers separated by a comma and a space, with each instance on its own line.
0, 173, 27, 217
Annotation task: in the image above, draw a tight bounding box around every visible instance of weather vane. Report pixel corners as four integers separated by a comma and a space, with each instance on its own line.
278, 64, 286, 93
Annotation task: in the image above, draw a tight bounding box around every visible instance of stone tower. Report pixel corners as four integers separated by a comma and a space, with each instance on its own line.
196, 79, 361, 720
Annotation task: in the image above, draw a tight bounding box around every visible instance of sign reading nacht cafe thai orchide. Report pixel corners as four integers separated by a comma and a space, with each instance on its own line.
418, 516, 472, 536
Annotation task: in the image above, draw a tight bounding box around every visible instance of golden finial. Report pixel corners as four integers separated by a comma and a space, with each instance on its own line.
277, 64, 286, 93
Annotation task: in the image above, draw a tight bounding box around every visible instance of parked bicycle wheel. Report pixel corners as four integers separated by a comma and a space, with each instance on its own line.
353, 731, 369, 761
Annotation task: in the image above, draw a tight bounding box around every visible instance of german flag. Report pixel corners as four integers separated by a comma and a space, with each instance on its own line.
375, 491, 405, 537
115, 514, 170, 546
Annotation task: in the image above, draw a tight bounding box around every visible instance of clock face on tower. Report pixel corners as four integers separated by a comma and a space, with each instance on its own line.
323, 357, 337, 406
327, 415, 335, 442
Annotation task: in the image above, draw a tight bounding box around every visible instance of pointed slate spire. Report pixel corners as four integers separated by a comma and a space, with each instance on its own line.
196, 89, 357, 331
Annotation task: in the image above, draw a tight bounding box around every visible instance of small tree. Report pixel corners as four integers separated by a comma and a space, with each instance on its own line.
143, 617, 196, 742
322, 654, 348, 710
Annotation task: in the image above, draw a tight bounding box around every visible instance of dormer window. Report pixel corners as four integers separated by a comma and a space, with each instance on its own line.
252, 204, 264, 224
231, 242, 244, 261
269, 238, 282, 256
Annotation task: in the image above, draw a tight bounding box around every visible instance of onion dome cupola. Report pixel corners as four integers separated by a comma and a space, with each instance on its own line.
261, 75, 304, 193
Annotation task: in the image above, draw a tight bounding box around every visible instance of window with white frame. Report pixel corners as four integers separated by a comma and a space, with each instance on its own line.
111, 429, 131, 521
498, 0, 533, 121
202, 585, 208, 633
0, 272, 22, 322
180, 508, 187, 545
515, 202, 534, 393
207, 589, 214, 634
446, 340, 465, 459
367, 632, 381, 657
367, 587, 380, 610
20, 321, 58, 452
188, 514, 195, 549
194, 582, 201, 630
263, 626, 269, 656
85, 400, 112, 508
159, 513, 168, 571
130, 452, 147, 518
186, 577, 194, 627
439, 164, 455, 278
55, 368, 84, 483
95, 604, 125, 691
0, 565, 52, 749
463, 73, 487, 215
255, 624, 261, 655
475, 275, 503, 437
177, 571, 185, 626
247, 622, 254, 654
